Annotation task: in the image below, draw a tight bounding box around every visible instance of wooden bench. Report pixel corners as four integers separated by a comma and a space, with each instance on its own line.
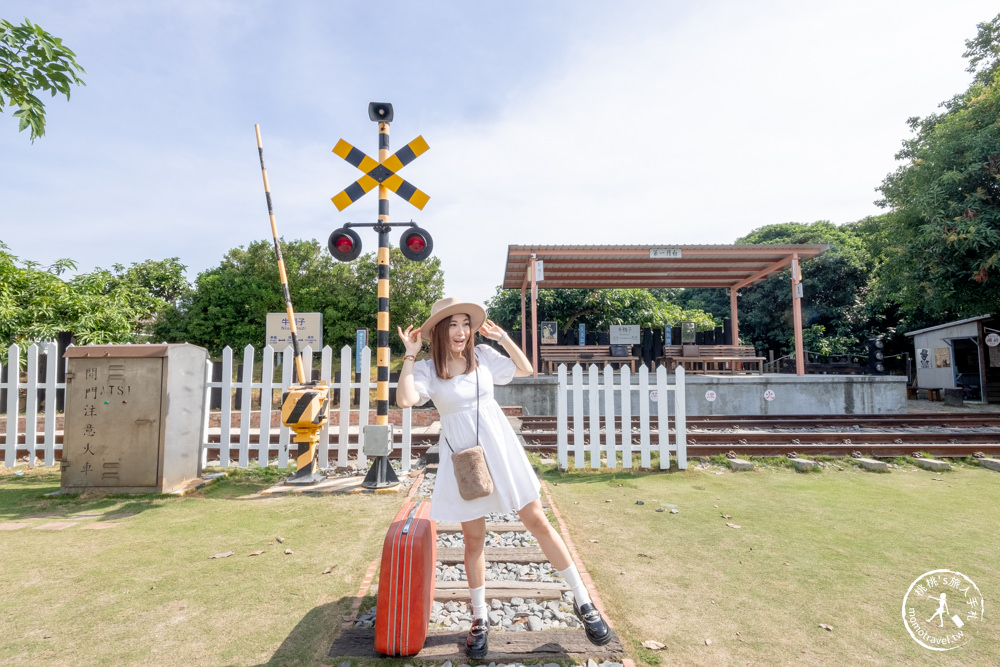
908, 387, 942, 401
539, 345, 638, 374
658, 344, 765, 374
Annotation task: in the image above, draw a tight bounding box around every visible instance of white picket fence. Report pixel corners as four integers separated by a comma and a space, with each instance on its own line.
0, 342, 414, 472
556, 363, 687, 470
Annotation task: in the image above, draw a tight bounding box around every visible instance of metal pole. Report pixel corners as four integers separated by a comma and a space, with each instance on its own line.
530, 257, 539, 378
255, 124, 307, 385
375, 121, 391, 427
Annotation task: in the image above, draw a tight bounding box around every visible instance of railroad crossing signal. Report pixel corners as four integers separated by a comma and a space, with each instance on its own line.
330, 135, 430, 211
327, 103, 435, 490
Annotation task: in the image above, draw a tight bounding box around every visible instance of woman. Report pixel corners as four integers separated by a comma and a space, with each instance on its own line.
396, 297, 611, 659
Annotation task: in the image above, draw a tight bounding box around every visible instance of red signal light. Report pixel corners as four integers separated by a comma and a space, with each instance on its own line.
328, 227, 362, 262
399, 227, 433, 261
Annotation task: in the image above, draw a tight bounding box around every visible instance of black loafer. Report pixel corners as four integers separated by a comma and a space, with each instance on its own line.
573, 601, 612, 646
466, 618, 489, 659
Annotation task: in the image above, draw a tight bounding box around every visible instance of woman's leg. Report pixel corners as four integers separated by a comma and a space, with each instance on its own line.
461, 517, 490, 658
461, 516, 487, 589
516, 499, 572, 570
517, 498, 612, 646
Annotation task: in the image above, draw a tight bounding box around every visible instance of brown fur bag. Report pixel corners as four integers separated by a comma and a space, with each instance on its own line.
450, 443, 494, 500
445, 357, 493, 501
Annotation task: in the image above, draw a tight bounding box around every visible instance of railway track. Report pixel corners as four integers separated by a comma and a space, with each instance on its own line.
516, 413, 1000, 458
201, 413, 1000, 461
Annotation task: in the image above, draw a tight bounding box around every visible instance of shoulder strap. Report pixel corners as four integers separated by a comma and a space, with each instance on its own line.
441, 353, 481, 454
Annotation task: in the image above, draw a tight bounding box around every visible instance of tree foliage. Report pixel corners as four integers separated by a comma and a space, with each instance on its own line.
876, 12, 1000, 319
0, 242, 186, 362
485, 287, 716, 337
678, 221, 875, 356
0, 18, 85, 140
153, 239, 445, 356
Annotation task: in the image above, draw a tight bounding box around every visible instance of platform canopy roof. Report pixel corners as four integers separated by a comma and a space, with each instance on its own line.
502, 244, 829, 291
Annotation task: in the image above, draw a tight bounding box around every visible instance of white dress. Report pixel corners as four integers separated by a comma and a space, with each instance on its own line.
412, 344, 540, 522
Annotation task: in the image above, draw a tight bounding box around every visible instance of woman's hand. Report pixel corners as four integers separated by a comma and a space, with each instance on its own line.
478, 319, 507, 342
397, 325, 423, 356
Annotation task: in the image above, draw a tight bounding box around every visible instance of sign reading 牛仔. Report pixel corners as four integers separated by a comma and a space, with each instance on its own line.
609, 325, 640, 344
266, 313, 322, 352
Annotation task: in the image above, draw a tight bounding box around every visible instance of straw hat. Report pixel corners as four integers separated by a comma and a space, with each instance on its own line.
419, 297, 487, 340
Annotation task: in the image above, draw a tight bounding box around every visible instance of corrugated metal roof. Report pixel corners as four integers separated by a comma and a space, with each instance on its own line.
502, 243, 828, 290
903, 315, 993, 337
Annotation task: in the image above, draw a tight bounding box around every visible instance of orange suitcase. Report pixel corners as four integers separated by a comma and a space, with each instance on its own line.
374, 500, 437, 657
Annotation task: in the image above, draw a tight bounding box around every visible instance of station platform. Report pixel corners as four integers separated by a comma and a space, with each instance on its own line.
495, 372, 908, 416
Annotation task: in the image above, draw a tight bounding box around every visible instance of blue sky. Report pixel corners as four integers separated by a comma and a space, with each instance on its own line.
2, 1, 997, 307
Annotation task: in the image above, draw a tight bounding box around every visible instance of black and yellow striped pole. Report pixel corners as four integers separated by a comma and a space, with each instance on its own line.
375, 120, 391, 429
256, 124, 329, 486
327, 103, 433, 489
255, 124, 307, 386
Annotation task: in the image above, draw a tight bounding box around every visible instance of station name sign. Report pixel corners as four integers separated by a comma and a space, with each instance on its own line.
266, 313, 323, 352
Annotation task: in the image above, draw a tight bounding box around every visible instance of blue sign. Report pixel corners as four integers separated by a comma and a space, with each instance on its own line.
356, 329, 368, 373
578, 323, 586, 346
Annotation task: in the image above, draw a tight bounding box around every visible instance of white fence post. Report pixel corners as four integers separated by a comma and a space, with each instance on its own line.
557, 364, 568, 470
620, 366, 632, 468
674, 366, 687, 469
356, 346, 371, 469
318, 346, 333, 469
277, 347, 293, 468
43, 341, 59, 467
24, 344, 39, 465
238, 344, 254, 469
571, 364, 584, 469
219, 346, 233, 467
259, 345, 277, 467
603, 365, 616, 469
4, 345, 21, 467
587, 365, 601, 467
656, 365, 669, 469
638, 366, 651, 468
338, 346, 351, 468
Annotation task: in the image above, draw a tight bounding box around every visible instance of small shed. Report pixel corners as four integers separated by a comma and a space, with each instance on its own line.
904, 315, 1000, 403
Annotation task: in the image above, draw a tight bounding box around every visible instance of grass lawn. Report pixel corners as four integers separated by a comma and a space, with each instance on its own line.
2, 459, 998, 666
0, 466, 402, 667
541, 458, 1000, 666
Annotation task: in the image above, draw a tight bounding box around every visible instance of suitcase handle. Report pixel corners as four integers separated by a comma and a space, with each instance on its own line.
401, 502, 421, 535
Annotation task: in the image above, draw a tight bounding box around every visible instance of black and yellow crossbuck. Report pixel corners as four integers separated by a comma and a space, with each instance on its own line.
331, 136, 430, 211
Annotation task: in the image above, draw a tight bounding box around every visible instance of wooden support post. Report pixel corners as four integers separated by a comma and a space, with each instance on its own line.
791, 254, 804, 376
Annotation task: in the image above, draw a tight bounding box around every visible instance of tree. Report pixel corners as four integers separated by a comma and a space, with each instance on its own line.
1, 18, 85, 140
154, 239, 445, 356
677, 221, 875, 357
485, 287, 716, 338
0, 243, 185, 362
876, 13, 1000, 319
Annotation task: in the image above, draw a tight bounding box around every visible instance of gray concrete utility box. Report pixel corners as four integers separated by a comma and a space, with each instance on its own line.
62, 344, 208, 494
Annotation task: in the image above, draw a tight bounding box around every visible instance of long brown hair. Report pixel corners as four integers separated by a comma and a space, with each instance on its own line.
431, 314, 478, 380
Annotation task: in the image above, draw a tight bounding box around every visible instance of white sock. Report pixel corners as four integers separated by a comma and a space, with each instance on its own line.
558, 564, 593, 607
470, 584, 489, 620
